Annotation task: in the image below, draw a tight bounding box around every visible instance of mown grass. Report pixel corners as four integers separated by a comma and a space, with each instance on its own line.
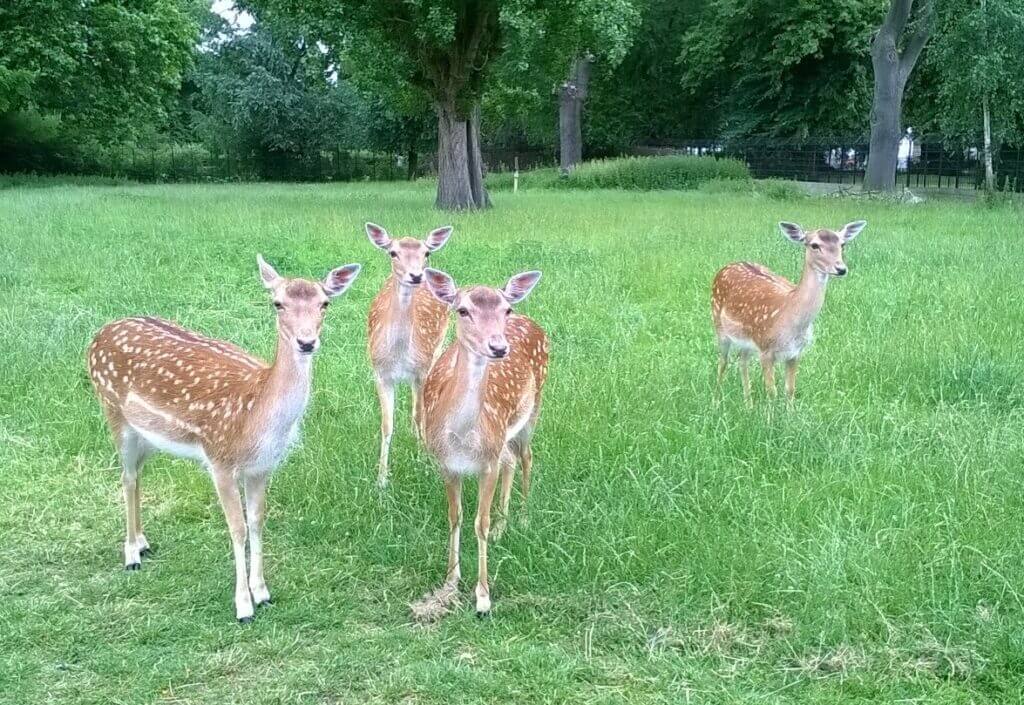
1, 181, 1023, 704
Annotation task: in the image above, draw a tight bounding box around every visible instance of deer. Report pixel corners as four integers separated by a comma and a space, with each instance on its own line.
364, 223, 452, 487
86, 256, 361, 622
365, 222, 454, 487
711, 220, 866, 405
412, 267, 548, 619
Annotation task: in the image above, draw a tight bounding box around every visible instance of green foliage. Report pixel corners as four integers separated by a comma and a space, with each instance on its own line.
678, 0, 887, 140
0, 0, 199, 139
189, 25, 366, 173
926, 0, 1024, 146
754, 178, 809, 200
488, 155, 750, 190
554, 155, 750, 190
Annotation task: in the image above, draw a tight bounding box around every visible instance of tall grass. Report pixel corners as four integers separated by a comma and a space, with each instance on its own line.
487, 155, 751, 191
0, 182, 1022, 703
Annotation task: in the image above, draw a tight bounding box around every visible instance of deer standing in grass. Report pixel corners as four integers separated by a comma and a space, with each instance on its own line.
712, 220, 866, 405
365, 222, 454, 487
415, 268, 548, 617
87, 256, 361, 622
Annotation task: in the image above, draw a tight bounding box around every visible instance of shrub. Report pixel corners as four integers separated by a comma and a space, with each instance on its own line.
754, 179, 808, 201
553, 155, 750, 191
698, 177, 755, 195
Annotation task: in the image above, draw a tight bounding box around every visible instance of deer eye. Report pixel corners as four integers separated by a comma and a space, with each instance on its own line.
810, 243, 820, 250
321, 301, 330, 310
505, 309, 512, 317
424, 251, 430, 258
457, 307, 469, 318
389, 251, 397, 258
273, 301, 284, 310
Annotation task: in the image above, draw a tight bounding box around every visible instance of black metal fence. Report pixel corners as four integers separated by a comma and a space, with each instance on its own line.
639, 140, 1024, 191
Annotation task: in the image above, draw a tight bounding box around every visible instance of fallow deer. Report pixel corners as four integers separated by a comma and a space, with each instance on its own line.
415, 267, 548, 618
712, 220, 866, 404
87, 256, 361, 622
365, 222, 454, 487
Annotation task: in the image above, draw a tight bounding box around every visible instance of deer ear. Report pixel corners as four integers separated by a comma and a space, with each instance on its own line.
425, 225, 453, 252
365, 222, 391, 249
424, 268, 458, 307
323, 264, 361, 298
257, 254, 282, 289
839, 220, 866, 242
779, 222, 805, 244
502, 271, 542, 304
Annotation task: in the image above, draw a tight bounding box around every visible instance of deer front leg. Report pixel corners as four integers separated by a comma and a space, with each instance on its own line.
244, 473, 271, 607
443, 476, 462, 589
714, 339, 731, 406
375, 374, 395, 487
213, 470, 254, 623
474, 464, 499, 616
410, 377, 423, 440
738, 351, 753, 407
760, 351, 777, 400
784, 358, 799, 407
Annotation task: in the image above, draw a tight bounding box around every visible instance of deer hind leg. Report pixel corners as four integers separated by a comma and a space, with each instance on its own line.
760, 351, 777, 400
212, 469, 254, 623
738, 351, 753, 407
244, 473, 271, 607
784, 358, 799, 407
492, 447, 516, 541
474, 464, 500, 616
375, 374, 396, 488
118, 427, 149, 570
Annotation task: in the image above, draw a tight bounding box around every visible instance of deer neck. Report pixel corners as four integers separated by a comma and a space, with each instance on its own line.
388, 276, 416, 313
445, 343, 490, 434
786, 259, 829, 330
257, 332, 313, 433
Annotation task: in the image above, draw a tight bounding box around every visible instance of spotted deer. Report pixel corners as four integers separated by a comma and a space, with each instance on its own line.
712, 220, 866, 405
413, 267, 548, 618
87, 256, 361, 622
365, 222, 454, 487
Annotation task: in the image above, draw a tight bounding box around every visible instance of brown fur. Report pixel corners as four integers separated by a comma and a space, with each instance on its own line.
87, 257, 360, 622
417, 270, 548, 616
712, 222, 864, 404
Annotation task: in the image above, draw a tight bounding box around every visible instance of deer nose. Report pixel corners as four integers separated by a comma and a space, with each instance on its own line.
834, 266, 848, 277
488, 342, 508, 358
409, 273, 423, 284
297, 339, 317, 354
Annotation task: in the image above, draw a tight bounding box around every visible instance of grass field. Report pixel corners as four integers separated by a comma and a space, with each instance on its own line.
1, 181, 1023, 704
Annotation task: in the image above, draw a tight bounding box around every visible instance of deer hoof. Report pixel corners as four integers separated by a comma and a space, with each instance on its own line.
124, 562, 141, 571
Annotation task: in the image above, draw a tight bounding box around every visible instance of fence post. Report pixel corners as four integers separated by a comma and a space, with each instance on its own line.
513, 156, 519, 194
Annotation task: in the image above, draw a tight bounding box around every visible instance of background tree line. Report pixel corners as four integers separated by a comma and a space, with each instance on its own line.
2, 0, 1022, 205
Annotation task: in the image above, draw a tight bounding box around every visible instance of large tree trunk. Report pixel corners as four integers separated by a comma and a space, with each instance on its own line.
559, 55, 592, 173
864, 0, 932, 192
435, 100, 490, 210
865, 38, 904, 191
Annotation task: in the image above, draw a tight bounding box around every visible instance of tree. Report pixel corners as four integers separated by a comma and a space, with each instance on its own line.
189, 22, 366, 178
864, 0, 933, 191
678, 0, 885, 141
0, 0, 199, 140
927, 0, 1024, 190
252, 0, 639, 209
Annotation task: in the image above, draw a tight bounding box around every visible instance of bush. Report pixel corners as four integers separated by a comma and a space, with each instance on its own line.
754, 179, 808, 201
553, 155, 750, 191
698, 177, 756, 195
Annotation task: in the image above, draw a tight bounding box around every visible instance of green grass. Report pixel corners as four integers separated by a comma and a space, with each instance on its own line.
1, 181, 1023, 704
